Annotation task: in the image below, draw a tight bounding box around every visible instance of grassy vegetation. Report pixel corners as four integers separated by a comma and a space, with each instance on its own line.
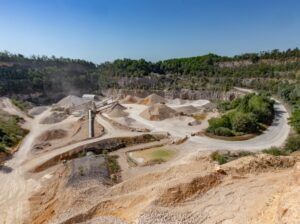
106, 155, 121, 174
0, 110, 28, 153
262, 135, 300, 156
11, 98, 32, 112
204, 132, 256, 141
192, 113, 207, 121
285, 135, 300, 153
207, 94, 274, 137
262, 147, 288, 156
211, 151, 253, 165
210, 151, 227, 165
78, 150, 87, 157
131, 147, 176, 165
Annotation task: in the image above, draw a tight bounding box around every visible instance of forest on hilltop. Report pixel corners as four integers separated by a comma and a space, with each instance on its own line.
0, 48, 299, 107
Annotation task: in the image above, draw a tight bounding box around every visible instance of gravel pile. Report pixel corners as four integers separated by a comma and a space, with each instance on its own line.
120, 95, 141, 104
175, 105, 199, 115
56, 95, 89, 108
107, 104, 128, 117
40, 111, 68, 124
140, 103, 176, 121
28, 106, 48, 116
139, 94, 166, 105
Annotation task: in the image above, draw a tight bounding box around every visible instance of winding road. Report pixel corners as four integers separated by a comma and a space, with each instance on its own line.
191, 101, 290, 151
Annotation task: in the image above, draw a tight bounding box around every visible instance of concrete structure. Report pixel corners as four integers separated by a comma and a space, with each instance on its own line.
88, 109, 94, 138
82, 94, 97, 100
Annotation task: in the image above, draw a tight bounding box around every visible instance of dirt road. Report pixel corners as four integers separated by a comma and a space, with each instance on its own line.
0, 107, 52, 224
124, 99, 290, 151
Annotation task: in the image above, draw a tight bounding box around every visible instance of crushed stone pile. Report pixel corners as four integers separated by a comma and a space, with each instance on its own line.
28, 106, 48, 116
120, 95, 141, 104
168, 98, 188, 105
175, 105, 199, 115
139, 94, 166, 105
107, 103, 128, 117
56, 95, 89, 109
40, 111, 68, 124
140, 103, 176, 121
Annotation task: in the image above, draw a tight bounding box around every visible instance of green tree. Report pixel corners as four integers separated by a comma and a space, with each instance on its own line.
231, 112, 258, 133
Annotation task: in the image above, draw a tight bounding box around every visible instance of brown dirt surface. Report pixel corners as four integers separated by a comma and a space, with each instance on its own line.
28, 152, 300, 224
28, 155, 111, 224
37, 129, 68, 141
140, 103, 176, 121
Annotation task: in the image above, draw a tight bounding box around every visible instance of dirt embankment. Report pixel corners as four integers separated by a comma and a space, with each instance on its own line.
33, 115, 104, 152
28, 153, 300, 224
33, 133, 167, 173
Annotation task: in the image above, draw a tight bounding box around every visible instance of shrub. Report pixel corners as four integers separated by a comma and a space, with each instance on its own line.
289, 109, 300, 134
262, 147, 287, 156
231, 112, 259, 133
207, 94, 275, 137
0, 144, 7, 153
207, 115, 231, 133
210, 151, 227, 165
106, 155, 120, 174
214, 127, 234, 136
11, 98, 32, 112
217, 101, 232, 112
285, 135, 300, 153
248, 95, 274, 124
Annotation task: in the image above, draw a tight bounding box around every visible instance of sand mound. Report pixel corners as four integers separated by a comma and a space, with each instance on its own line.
120, 95, 141, 104
38, 129, 68, 141
40, 111, 68, 124
139, 94, 166, 105
140, 103, 176, 121
56, 95, 88, 108
175, 105, 198, 115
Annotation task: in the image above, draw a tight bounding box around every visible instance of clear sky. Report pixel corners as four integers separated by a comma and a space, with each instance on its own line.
0, 0, 300, 63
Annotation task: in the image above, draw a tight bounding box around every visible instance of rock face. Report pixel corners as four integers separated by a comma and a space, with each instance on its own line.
104, 88, 244, 101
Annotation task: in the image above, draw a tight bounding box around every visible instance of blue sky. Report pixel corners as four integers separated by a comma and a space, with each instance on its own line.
0, 0, 300, 63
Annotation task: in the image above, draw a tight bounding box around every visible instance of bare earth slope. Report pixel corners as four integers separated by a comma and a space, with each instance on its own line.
28, 153, 300, 224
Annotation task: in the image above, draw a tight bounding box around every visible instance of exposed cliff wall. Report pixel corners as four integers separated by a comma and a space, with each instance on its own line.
103, 88, 244, 101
